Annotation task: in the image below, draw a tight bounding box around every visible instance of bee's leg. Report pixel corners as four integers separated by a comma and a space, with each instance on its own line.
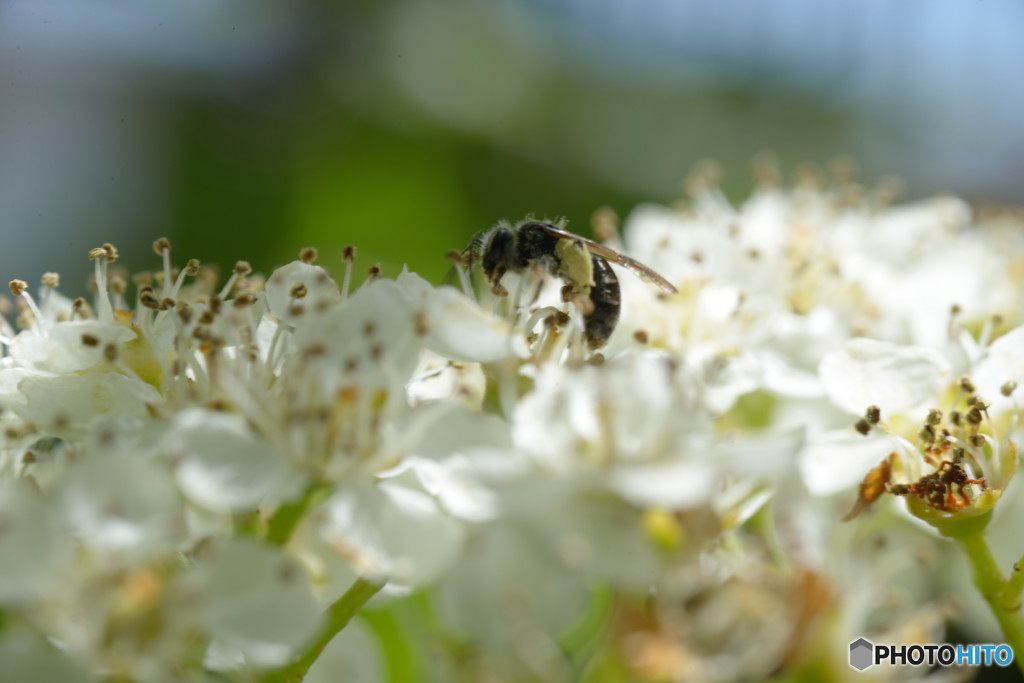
488, 264, 509, 297
583, 256, 620, 349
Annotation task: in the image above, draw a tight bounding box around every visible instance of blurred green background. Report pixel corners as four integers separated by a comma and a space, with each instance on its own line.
2, 0, 1023, 290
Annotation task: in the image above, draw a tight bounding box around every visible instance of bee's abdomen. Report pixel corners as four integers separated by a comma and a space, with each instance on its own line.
584, 256, 620, 349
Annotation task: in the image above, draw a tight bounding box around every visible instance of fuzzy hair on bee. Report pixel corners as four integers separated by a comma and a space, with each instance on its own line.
463, 218, 676, 349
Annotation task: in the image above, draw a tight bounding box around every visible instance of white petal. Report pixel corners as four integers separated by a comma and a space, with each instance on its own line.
172, 409, 306, 513
397, 270, 528, 362
0, 483, 73, 604
607, 459, 716, 508
14, 372, 161, 440
819, 338, 950, 415
798, 430, 895, 496
406, 350, 486, 408
394, 267, 435, 299
716, 428, 804, 482
0, 627, 88, 683
393, 456, 498, 522
545, 497, 661, 590
196, 538, 322, 668
318, 476, 464, 588
306, 619, 384, 683
10, 321, 136, 374
292, 279, 421, 394
435, 521, 590, 647
62, 452, 182, 558
973, 325, 1024, 412
0, 367, 31, 410
264, 261, 342, 320
422, 287, 527, 362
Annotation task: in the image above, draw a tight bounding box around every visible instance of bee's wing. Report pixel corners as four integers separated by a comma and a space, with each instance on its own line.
534, 223, 678, 294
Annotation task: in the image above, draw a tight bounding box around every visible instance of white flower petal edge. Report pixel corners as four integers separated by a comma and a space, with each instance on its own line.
171, 409, 306, 513
973, 324, 1024, 412
397, 270, 528, 362
196, 538, 322, 669
318, 472, 465, 588
819, 338, 950, 415
799, 430, 895, 497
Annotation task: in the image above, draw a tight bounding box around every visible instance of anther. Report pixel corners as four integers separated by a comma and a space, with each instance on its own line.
8, 280, 28, 297
590, 206, 620, 244
414, 312, 430, 336
101, 243, 119, 263
152, 238, 172, 255
109, 276, 127, 296
139, 288, 161, 310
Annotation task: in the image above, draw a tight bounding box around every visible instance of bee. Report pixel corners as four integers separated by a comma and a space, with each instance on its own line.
464, 219, 677, 349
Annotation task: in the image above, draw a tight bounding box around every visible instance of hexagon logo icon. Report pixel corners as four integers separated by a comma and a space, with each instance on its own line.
849, 638, 874, 671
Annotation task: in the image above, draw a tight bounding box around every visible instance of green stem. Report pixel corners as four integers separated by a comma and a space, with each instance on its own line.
1002, 557, 1024, 612
955, 533, 1024, 675
265, 483, 330, 546
266, 578, 385, 682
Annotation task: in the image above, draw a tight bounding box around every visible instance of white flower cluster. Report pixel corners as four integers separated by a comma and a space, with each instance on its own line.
2, 167, 1024, 681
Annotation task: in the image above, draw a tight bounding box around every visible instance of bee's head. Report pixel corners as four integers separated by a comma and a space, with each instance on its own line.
482, 224, 516, 282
